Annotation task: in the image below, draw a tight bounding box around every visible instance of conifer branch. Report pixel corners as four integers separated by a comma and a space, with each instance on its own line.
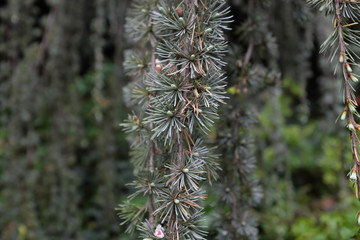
118, 0, 161, 234
211, 1, 282, 238
308, 0, 360, 223
335, 0, 360, 199
334, 0, 360, 199
120, 1, 230, 238
148, 24, 157, 229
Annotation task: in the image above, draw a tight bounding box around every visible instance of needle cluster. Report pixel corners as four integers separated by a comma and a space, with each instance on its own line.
308, 0, 360, 220
118, 0, 231, 239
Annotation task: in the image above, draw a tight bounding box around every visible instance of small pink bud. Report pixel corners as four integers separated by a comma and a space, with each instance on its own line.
154, 224, 164, 238
155, 59, 162, 72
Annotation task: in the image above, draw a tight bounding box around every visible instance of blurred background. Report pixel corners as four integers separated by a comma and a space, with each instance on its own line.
0, 0, 359, 239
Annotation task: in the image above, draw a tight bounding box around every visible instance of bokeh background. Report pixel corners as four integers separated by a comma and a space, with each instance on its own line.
1, 0, 359, 239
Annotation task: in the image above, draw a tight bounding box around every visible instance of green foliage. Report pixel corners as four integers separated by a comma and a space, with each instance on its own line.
258, 69, 359, 239
291, 197, 359, 240
117, 201, 147, 234
119, 0, 230, 239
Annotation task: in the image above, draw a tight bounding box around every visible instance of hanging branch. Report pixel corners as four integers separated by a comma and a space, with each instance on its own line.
334, 0, 360, 198
93, 0, 106, 122
148, 12, 158, 228
126, 0, 232, 239
117, 0, 160, 234
243, 0, 254, 66
119, 0, 231, 238
308, 0, 360, 223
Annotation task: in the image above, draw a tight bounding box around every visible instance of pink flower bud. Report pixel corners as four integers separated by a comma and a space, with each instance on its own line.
154, 224, 164, 238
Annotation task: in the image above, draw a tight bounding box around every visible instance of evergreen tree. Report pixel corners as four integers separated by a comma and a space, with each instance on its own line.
118, 0, 231, 239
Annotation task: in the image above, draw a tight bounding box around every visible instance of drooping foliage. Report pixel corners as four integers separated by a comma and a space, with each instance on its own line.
209, 0, 278, 239
308, 0, 360, 219
118, 0, 231, 239
117, 0, 159, 235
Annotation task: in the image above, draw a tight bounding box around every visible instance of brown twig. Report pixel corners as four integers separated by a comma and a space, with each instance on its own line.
148, 25, 157, 229
170, 1, 196, 236
178, 0, 196, 166
244, 0, 254, 65
36, 9, 57, 68
339, 0, 360, 3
